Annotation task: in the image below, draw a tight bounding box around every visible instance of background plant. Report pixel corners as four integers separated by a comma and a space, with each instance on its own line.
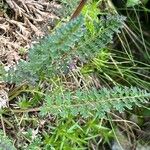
0, 0, 150, 149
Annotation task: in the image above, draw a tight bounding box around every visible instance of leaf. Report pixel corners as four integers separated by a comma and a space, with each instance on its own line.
41, 86, 150, 118
126, 0, 141, 7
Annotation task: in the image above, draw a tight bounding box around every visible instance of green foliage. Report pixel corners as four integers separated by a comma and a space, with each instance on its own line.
43, 119, 87, 149
6, 16, 85, 84
0, 130, 16, 150
6, 14, 125, 84
40, 86, 150, 118
17, 95, 32, 109
82, 1, 100, 34
24, 130, 42, 150
73, 15, 125, 61
1, 1, 150, 149
81, 48, 111, 74
126, 0, 141, 7
26, 118, 113, 150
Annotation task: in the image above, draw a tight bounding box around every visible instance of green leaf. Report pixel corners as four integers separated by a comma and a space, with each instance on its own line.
126, 0, 141, 7
41, 86, 150, 118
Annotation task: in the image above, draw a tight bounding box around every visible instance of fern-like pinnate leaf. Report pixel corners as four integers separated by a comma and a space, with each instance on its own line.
6, 14, 125, 84
6, 16, 85, 83
75, 15, 126, 60
40, 86, 150, 118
